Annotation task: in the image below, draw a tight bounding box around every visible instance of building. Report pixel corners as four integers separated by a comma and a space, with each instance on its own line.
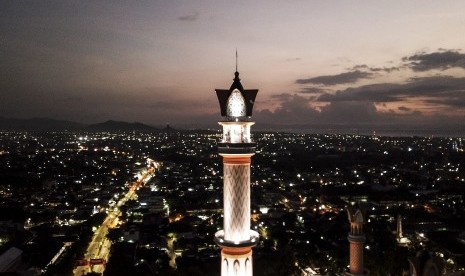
213, 68, 259, 276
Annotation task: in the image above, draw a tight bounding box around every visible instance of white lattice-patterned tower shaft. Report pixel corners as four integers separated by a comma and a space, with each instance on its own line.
214, 70, 259, 276
223, 155, 252, 242
219, 155, 255, 276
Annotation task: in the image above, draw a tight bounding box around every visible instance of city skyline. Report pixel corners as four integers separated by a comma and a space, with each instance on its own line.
1, 131, 464, 274
2, 1, 465, 132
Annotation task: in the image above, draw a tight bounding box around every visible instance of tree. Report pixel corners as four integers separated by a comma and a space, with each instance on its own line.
106, 228, 123, 243
281, 212, 298, 228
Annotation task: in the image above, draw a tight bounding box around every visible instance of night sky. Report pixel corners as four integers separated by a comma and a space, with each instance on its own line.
2, 1, 465, 131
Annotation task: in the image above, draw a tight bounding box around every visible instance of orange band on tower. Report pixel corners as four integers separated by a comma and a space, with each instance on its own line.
222, 246, 252, 256
223, 156, 251, 165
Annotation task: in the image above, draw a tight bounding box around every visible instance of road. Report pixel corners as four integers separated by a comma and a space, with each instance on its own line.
167, 237, 177, 269
73, 166, 155, 276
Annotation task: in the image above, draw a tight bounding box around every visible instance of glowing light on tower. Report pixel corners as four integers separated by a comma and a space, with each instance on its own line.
214, 63, 259, 276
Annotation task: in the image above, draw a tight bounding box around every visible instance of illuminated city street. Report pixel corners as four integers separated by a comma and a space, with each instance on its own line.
73, 166, 155, 276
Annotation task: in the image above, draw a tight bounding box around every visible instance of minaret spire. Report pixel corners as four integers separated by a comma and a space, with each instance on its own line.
235, 49, 238, 72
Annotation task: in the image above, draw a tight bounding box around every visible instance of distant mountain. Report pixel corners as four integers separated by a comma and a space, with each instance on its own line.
86, 120, 160, 132
0, 117, 164, 132
0, 117, 83, 131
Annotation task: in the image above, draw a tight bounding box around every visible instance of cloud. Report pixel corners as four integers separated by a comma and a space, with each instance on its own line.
270, 93, 294, 100
318, 83, 401, 102
403, 50, 465, 71
317, 76, 465, 107
298, 87, 328, 94
319, 101, 379, 123
398, 106, 411, 112
253, 94, 422, 126
273, 94, 319, 118
178, 12, 199, 21
351, 65, 369, 70
369, 66, 400, 73
255, 94, 319, 124
350, 64, 400, 73
296, 70, 372, 85
423, 90, 465, 107
255, 95, 385, 125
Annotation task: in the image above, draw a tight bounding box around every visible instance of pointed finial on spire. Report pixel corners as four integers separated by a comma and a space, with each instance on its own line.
235, 49, 238, 72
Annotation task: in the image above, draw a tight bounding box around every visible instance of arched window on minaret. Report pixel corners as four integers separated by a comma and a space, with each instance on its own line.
226, 89, 246, 117
233, 260, 240, 275
245, 258, 251, 275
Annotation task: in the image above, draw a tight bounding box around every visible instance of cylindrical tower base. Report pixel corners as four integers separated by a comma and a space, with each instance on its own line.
349, 241, 364, 275
348, 234, 367, 276
221, 246, 253, 276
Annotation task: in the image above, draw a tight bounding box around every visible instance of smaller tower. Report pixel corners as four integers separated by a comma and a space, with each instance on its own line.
346, 206, 368, 276
396, 214, 411, 246
397, 214, 403, 239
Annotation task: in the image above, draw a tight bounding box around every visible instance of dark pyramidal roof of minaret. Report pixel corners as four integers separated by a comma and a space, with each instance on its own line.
215, 71, 258, 117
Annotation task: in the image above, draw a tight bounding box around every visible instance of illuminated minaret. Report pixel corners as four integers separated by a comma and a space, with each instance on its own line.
214, 64, 259, 276
347, 206, 368, 276
397, 214, 403, 239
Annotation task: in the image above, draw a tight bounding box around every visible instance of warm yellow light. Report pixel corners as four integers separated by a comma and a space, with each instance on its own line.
226, 89, 246, 117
